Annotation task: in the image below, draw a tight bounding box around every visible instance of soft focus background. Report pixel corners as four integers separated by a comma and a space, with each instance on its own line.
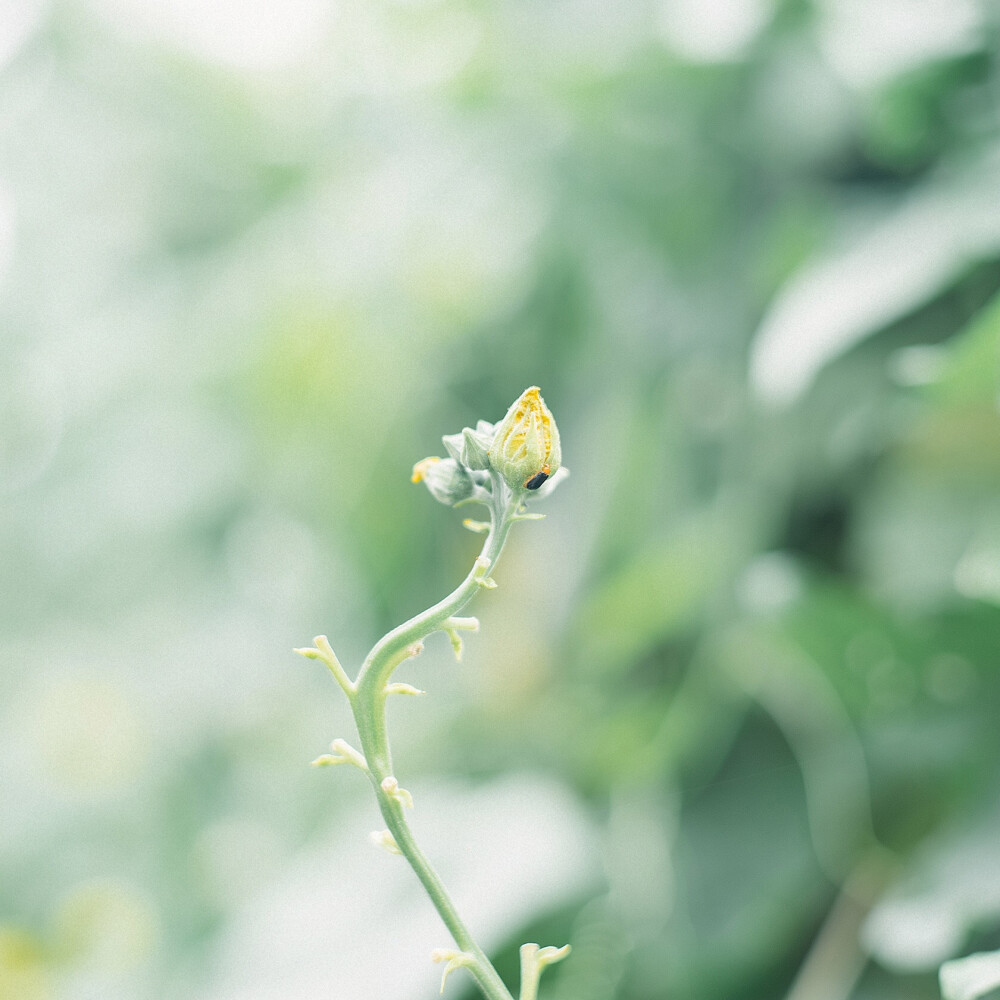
3, 1, 1000, 999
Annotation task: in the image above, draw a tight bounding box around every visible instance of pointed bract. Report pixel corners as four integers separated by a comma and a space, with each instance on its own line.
432, 949, 475, 994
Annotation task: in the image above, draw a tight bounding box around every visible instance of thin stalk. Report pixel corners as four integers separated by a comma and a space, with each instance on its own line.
519, 955, 541, 1000
376, 786, 514, 1000
350, 475, 518, 1000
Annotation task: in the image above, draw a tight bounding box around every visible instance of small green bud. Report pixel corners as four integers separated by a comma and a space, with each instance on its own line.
411, 456, 475, 507
381, 776, 414, 809
473, 555, 497, 589
442, 423, 494, 471
488, 387, 562, 493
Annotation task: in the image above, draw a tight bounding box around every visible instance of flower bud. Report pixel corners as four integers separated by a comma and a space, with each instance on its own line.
381, 775, 414, 809
411, 456, 475, 507
488, 387, 562, 493
442, 422, 494, 471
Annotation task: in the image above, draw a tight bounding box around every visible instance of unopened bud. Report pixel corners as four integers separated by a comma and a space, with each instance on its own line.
442, 423, 494, 471
381, 776, 414, 809
488, 387, 561, 493
412, 456, 476, 507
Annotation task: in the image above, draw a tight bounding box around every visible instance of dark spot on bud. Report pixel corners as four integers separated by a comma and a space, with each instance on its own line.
524, 465, 551, 490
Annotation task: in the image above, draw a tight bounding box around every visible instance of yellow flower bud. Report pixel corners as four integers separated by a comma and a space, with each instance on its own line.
488, 387, 561, 492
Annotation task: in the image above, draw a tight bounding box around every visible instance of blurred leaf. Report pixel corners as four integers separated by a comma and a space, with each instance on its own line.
0, 928, 48, 1000
575, 506, 748, 673
866, 804, 1000, 973
935, 290, 1000, 404
940, 950, 1000, 1000
751, 155, 1000, 404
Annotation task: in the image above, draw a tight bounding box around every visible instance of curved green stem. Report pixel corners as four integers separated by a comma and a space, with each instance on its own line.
350, 474, 519, 1000
355, 488, 513, 706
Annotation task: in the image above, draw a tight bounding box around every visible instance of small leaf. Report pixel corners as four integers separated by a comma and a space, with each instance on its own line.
369, 830, 402, 856
473, 556, 497, 589
750, 162, 1000, 406
311, 739, 368, 771
432, 949, 475, 994
537, 945, 571, 967
442, 616, 479, 661
384, 682, 426, 697
444, 616, 479, 631
381, 776, 414, 809
445, 629, 463, 661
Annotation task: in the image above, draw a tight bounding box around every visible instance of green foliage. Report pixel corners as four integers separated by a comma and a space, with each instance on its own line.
3, 2, 1000, 999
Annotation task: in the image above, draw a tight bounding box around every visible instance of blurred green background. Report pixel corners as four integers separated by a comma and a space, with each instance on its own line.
3, 1, 1000, 998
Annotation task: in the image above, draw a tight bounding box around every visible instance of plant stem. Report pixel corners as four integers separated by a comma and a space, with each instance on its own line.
783, 849, 895, 1000
350, 474, 518, 1000
377, 789, 514, 1000
519, 953, 541, 1000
